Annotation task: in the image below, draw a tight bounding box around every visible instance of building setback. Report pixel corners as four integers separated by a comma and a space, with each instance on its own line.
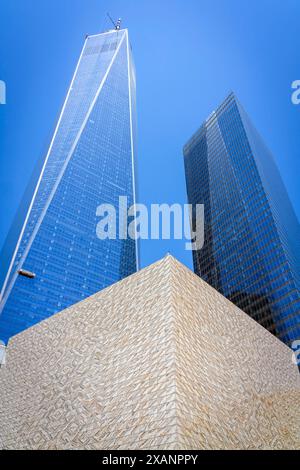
184, 93, 300, 346
0, 256, 299, 450
0, 27, 138, 343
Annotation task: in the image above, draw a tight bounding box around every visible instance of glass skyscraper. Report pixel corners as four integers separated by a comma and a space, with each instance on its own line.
0, 27, 138, 343
184, 93, 300, 346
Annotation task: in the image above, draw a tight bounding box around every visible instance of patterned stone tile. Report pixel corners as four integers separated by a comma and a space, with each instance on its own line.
0, 255, 299, 449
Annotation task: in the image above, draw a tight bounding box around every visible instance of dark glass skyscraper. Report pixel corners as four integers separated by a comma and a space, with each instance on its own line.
184, 93, 300, 346
0, 27, 138, 343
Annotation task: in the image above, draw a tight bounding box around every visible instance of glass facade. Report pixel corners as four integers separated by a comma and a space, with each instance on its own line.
0, 28, 138, 343
184, 93, 300, 346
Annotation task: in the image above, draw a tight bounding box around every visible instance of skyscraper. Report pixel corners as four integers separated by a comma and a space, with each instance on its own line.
0, 27, 138, 343
183, 93, 300, 346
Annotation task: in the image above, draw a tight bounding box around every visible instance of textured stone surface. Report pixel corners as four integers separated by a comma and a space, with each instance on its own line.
0, 255, 299, 450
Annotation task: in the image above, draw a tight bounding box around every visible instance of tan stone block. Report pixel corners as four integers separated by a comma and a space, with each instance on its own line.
0, 255, 299, 449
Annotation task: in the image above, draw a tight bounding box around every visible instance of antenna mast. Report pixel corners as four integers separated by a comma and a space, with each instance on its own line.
107, 13, 122, 30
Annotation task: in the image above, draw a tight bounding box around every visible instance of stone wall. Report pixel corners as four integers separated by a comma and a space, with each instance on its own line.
0, 255, 299, 449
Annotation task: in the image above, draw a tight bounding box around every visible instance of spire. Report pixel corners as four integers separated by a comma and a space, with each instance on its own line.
107, 13, 122, 31
115, 18, 122, 30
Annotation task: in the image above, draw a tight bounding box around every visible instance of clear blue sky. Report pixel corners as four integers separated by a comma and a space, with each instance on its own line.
0, 0, 299, 271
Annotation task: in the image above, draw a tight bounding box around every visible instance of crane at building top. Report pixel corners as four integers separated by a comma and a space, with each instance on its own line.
107, 13, 122, 31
